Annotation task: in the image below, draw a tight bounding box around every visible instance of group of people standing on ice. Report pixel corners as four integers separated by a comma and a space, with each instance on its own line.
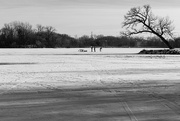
91, 46, 102, 52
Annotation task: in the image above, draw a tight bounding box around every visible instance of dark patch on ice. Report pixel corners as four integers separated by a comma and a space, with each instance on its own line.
0, 63, 37, 65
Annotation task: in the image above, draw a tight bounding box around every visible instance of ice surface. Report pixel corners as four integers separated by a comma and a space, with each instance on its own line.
0, 48, 180, 92
1, 48, 180, 121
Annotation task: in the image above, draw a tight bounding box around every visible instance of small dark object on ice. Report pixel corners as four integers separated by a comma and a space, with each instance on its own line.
78, 49, 87, 52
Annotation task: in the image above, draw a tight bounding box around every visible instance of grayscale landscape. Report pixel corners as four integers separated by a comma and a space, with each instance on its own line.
0, 48, 180, 121
1, 0, 180, 120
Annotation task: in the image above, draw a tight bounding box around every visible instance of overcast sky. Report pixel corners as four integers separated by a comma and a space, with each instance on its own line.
0, 0, 180, 37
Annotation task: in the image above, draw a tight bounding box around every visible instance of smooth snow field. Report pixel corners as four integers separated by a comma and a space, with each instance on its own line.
0, 48, 180, 121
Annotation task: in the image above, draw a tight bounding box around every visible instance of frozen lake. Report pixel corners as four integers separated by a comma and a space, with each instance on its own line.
0, 48, 180, 90
0, 48, 142, 55
0, 48, 180, 121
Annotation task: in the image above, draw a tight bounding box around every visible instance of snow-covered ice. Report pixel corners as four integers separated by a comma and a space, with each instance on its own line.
0, 48, 180, 92
1, 48, 180, 121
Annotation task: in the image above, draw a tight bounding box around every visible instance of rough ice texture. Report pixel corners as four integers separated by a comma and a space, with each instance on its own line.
0, 48, 180, 92
1, 48, 180, 121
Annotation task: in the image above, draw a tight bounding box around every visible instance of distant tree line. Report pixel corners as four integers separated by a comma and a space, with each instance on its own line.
0, 21, 180, 48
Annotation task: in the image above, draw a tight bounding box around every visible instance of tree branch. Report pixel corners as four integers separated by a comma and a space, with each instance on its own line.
122, 4, 174, 49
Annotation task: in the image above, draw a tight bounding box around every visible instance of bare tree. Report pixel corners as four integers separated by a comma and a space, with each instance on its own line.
122, 5, 174, 49
36, 24, 45, 32
0, 21, 34, 47
44, 26, 56, 47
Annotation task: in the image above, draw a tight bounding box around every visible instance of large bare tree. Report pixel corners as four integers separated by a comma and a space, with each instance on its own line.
122, 5, 174, 49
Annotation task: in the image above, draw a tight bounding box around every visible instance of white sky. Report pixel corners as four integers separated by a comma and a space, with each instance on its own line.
0, 0, 180, 37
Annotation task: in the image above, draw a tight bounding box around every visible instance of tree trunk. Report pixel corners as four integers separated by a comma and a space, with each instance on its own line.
145, 24, 174, 49
157, 35, 173, 49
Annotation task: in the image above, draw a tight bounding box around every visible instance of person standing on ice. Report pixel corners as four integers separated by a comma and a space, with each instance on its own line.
100, 47, 102, 52
94, 46, 96, 52
91, 46, 93, 52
